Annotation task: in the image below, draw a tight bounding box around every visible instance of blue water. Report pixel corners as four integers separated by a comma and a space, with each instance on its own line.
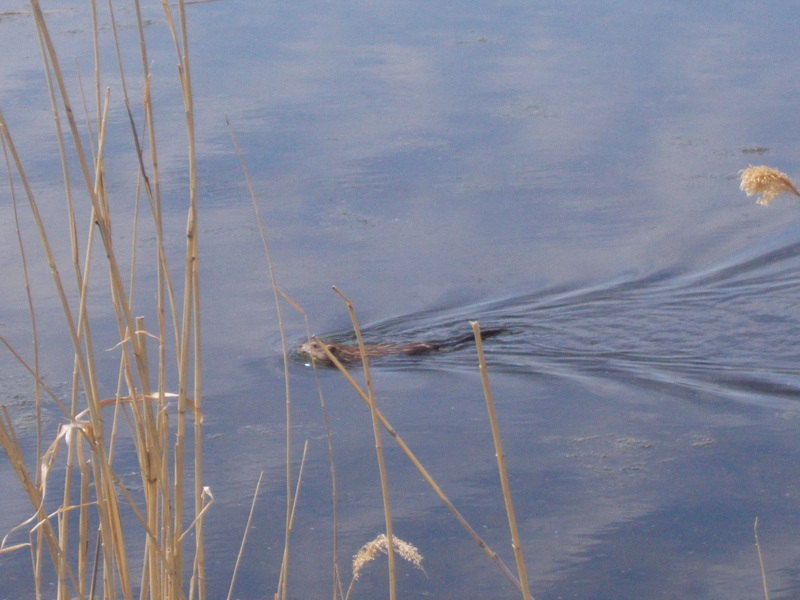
2, 0, 800, 599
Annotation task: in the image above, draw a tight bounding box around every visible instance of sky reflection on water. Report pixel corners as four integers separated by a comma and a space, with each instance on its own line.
2, 1, 800, 599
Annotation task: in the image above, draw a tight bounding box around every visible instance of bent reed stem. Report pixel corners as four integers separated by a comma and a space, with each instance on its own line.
332, 286, 397, 600
311, 322, 524, 594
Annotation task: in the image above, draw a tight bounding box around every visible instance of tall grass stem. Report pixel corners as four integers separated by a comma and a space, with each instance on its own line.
312, 336, 523, 593
332, 287, 397, 600
471, 320, 534, 600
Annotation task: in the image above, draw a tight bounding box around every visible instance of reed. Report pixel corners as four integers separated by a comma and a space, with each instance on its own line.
311, 294, 527, 596
471, 321, 534, 600
2, 4, 537, 600
333, 287, 399, 600
743, 168, 785, 600
0, 2, 203, 599
754, 517, 770, 600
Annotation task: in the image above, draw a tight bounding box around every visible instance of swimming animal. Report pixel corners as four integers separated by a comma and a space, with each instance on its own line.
297, 328, 505, 366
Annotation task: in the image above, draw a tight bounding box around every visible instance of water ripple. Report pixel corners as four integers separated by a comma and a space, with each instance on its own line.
306, 240, 800, 404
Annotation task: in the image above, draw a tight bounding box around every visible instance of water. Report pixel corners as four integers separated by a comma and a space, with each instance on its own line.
322, 237, 800, 404
2, 1, 800, 599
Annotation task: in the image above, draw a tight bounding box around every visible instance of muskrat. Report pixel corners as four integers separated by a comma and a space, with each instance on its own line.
297, 328, 505, 366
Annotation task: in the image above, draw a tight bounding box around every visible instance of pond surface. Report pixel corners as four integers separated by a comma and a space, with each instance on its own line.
2, 1, 800, 599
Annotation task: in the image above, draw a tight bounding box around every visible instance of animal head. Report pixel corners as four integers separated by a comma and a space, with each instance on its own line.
297, 339, 339, 362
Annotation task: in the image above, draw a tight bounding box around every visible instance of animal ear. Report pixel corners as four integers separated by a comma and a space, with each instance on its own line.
328, 344, 339, 356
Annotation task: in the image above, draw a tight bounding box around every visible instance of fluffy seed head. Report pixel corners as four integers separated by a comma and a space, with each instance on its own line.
739, 165, 800, 206
352, 534, 425, 581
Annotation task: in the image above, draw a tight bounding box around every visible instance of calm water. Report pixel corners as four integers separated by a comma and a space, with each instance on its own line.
2, 1, 800, 599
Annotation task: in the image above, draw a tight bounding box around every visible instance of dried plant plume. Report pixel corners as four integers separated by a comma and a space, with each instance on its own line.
739, 165, 800, 205
352, 534, 425, 581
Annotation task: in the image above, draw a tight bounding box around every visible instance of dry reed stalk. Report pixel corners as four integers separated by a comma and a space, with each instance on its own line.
1, 133, 43, 474
281, 293, 345, 600
160, 1, 200, 594
106, 4, 194, 589
281, 295, 347, 600
0, 106, 106, 595
116, 3, 188, 591
0, 407, 67, 581
227, 472, 265, 600
739, 165, 800, 206
306, 334, 346, 600
26, 14, 150, 596
157, 2, 210, 597
78, 440, 91, 599
0, 336, 71, 417
332, 287, 398, 600
754, 517, 770, 600
0, 542, 30, 555
0, 1, 206, 598
312, 333, 524, 593
225, 117, 298, 600
259, 438, 310, 598
471, 321, 534, 600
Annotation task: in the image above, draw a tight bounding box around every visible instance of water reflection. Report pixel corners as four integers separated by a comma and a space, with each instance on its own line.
2, 0, 800, 599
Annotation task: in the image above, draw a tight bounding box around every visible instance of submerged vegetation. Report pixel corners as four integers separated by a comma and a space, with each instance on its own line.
0, 3, 533, 600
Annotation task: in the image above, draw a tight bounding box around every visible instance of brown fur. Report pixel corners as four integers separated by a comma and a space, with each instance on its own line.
298, 340, 439, 364
297, 328, 505, 366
